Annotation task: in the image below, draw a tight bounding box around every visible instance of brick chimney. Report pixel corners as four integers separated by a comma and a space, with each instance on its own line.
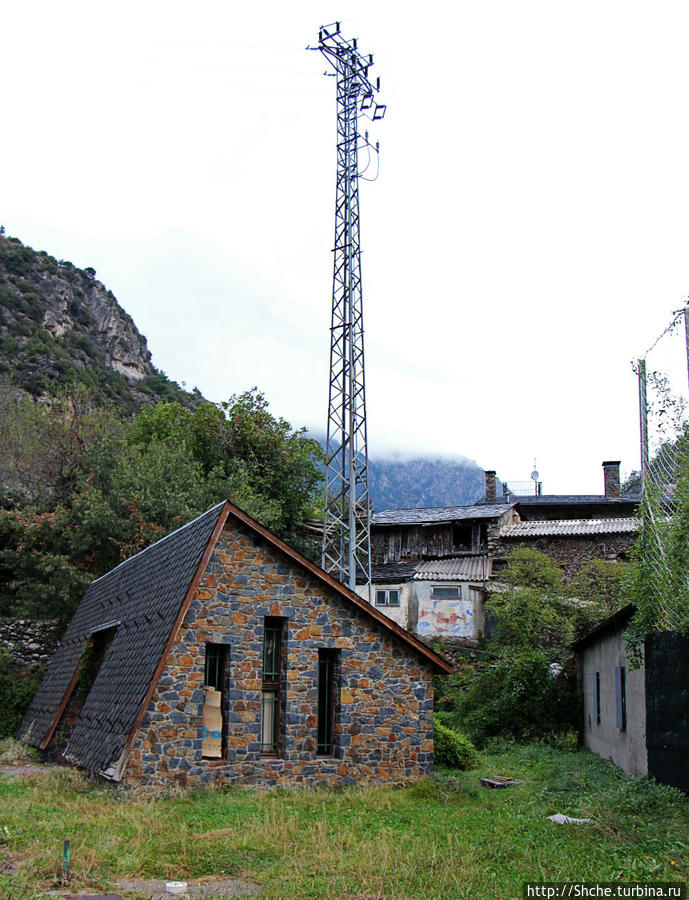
602, 460, 621, 499
485, 470, 497, 502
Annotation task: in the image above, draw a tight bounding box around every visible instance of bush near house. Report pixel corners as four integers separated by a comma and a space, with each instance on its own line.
0, 650, 45, 739
435, 549, 625, 746
433, 720, 477, 768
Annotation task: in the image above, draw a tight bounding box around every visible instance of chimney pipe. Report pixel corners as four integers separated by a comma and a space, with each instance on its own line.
602, 460, 621, 499
485, 470, 497, 503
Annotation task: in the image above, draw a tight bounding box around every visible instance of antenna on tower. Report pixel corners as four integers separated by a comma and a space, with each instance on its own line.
308, 23, 385, 595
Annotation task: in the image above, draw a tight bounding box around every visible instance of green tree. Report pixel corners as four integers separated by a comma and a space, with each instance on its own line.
437, 549, 624, 745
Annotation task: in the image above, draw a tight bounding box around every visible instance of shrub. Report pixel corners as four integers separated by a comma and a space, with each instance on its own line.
455, 649, 578, 746
434, 721, 478, 769
0, 649, 45, 739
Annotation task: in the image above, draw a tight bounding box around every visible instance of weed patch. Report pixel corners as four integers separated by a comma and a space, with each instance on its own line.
0, 746, 686, 899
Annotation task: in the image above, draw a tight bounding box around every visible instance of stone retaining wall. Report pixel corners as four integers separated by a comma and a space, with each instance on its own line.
0, 620, 58, 667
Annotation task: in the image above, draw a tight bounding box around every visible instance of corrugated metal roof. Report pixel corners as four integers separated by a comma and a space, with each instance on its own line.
414, 556, 492, 581
501, 517, 640, 538
372, 503, 514, 526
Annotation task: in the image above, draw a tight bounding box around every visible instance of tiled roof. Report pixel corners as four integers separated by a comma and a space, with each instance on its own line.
372, 503, 514, 526
500, 518, 640, 538
18, 502, 227, 776
364, 561, 418, 584
414, 556, 493, 582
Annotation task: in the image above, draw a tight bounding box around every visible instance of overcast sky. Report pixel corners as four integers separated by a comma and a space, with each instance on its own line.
4, 0, 689, 495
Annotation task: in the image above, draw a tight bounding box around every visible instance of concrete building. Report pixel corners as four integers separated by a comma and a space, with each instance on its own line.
573, 605, 689, 794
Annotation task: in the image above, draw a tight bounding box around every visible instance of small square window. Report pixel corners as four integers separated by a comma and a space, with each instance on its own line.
375, 589, 400, 607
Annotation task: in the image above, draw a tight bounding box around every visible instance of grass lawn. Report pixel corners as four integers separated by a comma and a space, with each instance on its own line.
0, 743, 687, 899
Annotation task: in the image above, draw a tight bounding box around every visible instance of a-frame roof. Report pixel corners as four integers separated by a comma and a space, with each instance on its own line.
19, 501, 451, 779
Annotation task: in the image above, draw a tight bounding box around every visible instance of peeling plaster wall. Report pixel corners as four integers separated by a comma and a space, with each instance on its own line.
353, 582, 411, 630
414, 582, 482, 639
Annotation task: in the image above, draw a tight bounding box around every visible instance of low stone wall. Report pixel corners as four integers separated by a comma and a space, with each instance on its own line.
492, 534, 635, 578
0, 620, 58, 667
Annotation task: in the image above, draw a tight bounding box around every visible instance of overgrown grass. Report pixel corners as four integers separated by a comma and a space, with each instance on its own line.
0, 745, 686, 899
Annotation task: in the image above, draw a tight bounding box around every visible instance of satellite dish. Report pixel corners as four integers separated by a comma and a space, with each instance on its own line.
531, 469, 539, 482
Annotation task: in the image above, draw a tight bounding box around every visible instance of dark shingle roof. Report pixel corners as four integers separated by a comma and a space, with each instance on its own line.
515, 494, 640, 507
372, 503, 514, 526
18, 502, 226, 776
20, 500, 453, 779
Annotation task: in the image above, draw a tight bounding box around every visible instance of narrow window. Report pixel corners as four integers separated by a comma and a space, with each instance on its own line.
317, 649, 338, 756
261, 618, 284, 756
202, 643, 227, 759
375, 589, 387, 606
593, 671, 601, 725
615, 665, 627, 731
387, 589, 400, 607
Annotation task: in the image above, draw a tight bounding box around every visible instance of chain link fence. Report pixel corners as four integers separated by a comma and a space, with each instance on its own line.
633, 306, 689, 635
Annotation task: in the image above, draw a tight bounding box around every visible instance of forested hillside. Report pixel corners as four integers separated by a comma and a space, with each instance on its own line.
0, 234, 486, 632
0, 234, 197, 412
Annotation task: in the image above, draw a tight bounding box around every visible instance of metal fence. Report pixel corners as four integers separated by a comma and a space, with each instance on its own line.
634, 306, 689, 633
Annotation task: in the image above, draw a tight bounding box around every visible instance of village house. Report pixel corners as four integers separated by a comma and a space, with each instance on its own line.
357, 502, 515, 640
19, 501, 451, 787
573, 605, 689, 795
358, 460, 640, 639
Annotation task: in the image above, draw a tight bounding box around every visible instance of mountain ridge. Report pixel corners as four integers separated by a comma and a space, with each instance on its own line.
0, 233, 485, 509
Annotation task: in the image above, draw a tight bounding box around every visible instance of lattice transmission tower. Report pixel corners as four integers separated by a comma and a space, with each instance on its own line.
310, 22, 386, 593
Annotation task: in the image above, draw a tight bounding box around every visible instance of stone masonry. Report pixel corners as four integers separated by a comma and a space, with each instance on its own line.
124, 519, 436, 787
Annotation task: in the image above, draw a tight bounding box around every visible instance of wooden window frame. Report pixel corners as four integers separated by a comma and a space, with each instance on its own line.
261, 617, 284, 757
202, 642, 228, 760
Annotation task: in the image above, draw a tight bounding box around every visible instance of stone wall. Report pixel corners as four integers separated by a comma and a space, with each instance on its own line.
492, 534, 635, 578
124, 520, 436, 788
0, 620, 58, 667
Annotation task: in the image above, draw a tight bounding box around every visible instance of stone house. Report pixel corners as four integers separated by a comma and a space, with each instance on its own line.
573, 605, 689, 795
19, 501, 451, 787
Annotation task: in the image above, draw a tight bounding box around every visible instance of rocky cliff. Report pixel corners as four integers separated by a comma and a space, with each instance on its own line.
0, 234, 197, 411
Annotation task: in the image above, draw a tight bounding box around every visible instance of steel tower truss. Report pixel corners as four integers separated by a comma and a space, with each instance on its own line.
313, 23, 385, 593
